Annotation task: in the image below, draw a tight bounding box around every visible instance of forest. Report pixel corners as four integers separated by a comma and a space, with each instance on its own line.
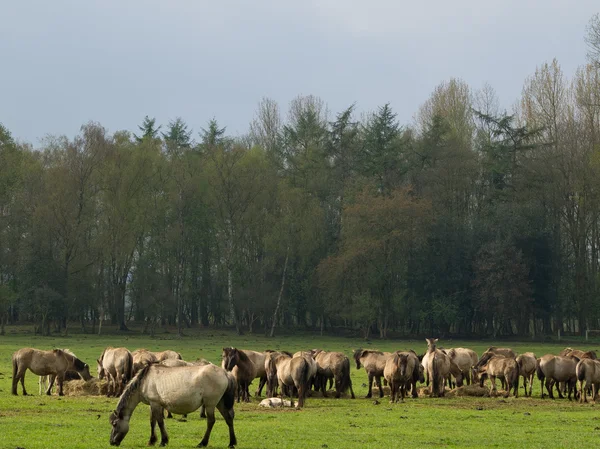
3, 19, 600, 339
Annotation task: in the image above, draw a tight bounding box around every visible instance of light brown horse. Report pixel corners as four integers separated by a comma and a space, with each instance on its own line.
109, 364, 237, 448
39, 349, 81, 394
313, 350, 355, 399
221, 347, 257, 403
576, 358, 600, 403
424, 339, 459, 397
485, 346, 517, 358
267, 352, 314, 408
153, 350, 182, 362
97, 347, 133, 397
477, 354, 519, 398
536, 354, 579, 400
353, 349, 392, 398
12, 348, 92, 396
516, 352, 537, 397
559, 347, 597, 360
220, 349, 268, 397
384, 351, 421, 402
264, 351, 292, 397
446, 348, 479, 385
131, 349, 159, 376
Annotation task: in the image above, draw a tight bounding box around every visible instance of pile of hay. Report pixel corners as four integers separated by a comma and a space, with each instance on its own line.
63, 378, 109, 396
372, 386, 391, 396
446, 385, 490, 398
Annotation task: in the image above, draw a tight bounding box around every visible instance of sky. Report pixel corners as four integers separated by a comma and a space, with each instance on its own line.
1, 1, 598, 145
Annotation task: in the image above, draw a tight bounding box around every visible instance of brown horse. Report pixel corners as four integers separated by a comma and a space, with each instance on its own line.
12, 348, 92, 396
536, 354, 579, 400
313, 350, 355, 399
384, 351, 421, 402
131, 349, 159, 376
267, 352, 314, 408
153, 350, 182, 362
485, 346, 517, 358
221, 347, 257, 403
559, 347, 597, 360
98, 347, 133, 397
109, 364, 237, 448
264, 351, 292, 397
576, 358, 600, 403
446, 348, 479, 385
477, 354, 519, 398
353, 349, 392, 398
516, 352, 537, 397
424, 339, 459, 397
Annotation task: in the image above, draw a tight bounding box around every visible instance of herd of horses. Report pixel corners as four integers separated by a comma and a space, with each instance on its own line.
9, 341, 600, 447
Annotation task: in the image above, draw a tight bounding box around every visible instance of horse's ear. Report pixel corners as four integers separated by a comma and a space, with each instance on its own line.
433, 338, 439, 343
109, 412, 117, 425
97, 359, 101, 364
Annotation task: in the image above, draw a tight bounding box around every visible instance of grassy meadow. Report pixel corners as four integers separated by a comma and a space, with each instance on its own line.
0, 327, 599, 448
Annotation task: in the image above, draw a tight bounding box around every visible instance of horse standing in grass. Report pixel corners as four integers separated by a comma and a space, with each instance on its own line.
221, 347, 257, 403
131, 349, 159, 376
39, 349, 82, 394
109, 364, 237, 448
424, 339, 459, 397
353, 349, 392, 398
221, 349, 268, 397
12, 348, 92, 396
576, 358, 600, 403
267, 351, 314, 408
516, 352, 537, 397
384, 351, 422, 402
536, 354, 579, 400
98, 347, 133, 397
477, 354, 520, 398
313, 350, 355, 399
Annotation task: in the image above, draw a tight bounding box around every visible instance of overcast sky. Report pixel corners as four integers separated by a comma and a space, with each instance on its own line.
1, 1, 598, 145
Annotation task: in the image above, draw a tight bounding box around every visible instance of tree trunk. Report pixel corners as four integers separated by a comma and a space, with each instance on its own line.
270, 249, 289, 338
227, 265, 241, 335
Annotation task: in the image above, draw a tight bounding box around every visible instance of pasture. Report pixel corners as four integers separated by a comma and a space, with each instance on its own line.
0, 328, 599, 448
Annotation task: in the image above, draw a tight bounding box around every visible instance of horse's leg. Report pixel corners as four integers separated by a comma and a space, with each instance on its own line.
57, 374, 65, 396
256, 376, 266, 397
376, 376, 384, 398
148, 404, 160, 446
528, 374, 533, 397
46, 374, 56, 396
547, 379, 555, 399
155, 407, 168, 447
366, 373, 374, 398
581, 379, 587, 403
216, 400, 237, 449
556, 380, 565, 399
490, 375, 497, 396
503, 375, 510, 398
349, 379, 355, 399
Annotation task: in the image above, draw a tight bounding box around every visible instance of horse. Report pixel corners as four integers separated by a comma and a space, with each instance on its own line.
516, 352, 537, 397
446, 348, 479, 385
313, 350, 355, 399
476, 347, 517, 390
131, 349, 159, 376
477, 354, 519, 398
353, 349, 392, 398
12, 348, 92, 396
97, 347, 133, 397
384, 351, 421, 402
39, 349, 82, 394
536, 354, 579, 400
221, 347, 257, 403
559, 347, 597, 360
108, 364, 237, 448
264, 351, 292, 397
221, 349, 268, 397
485, 346, 517, 358
152, 350, 182, 362
267, 352, 314, 408
576, 358, 600, 403
159, 359, 212, 419
292, 351, 319, 394
424, 338, 459, 397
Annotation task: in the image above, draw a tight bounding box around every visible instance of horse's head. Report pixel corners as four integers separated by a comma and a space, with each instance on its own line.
221, 348, 238, 372
417, 363, 425, 384
109, 411, 129, 446
398, 354, 409, 377
353, 349, 365, 370
72, 356, 92, 381
425, 338, 438, 353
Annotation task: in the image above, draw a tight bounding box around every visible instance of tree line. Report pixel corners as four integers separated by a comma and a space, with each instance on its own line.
3, 19, 600, 338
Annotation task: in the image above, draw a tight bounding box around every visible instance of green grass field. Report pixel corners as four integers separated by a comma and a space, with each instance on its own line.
1, 327, 599, 449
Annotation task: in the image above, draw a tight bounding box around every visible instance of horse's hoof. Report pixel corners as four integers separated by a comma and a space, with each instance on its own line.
197, 442, 207, 448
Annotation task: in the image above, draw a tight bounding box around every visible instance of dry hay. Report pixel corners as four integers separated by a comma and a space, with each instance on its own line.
372, 386, 391, 396
63, 378, 109, 396
446, 385, 490, 398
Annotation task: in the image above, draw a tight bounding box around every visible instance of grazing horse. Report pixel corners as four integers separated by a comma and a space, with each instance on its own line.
353, 349, 392, 398
97, 347, 133, 397
516, 352, 537, 397
267, 352, 314, 408
131, 349, 159, 376
536, 354, 579, 400
108, 364, 237, 448
313, 350, 355, 399
477, 354, 519, 398
152, 350, 182, 362
160, 358, 212, 419
221, 347, 257, 403
424, 339, 459, 397
446, 348, 479, 385
576, 358, 600, 403
12, 348, 92, 396
384, 351, 422, 402
39, 349, 81, 394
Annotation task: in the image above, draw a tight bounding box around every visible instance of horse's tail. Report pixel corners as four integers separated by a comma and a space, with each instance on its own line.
338, 357, 352, 394
11, 353, 18, 394
124, 351, 134, 384
223, 372, 236, 410
298, 359, 310, 407
577, 360, 586, 382
536, 359, 544, 381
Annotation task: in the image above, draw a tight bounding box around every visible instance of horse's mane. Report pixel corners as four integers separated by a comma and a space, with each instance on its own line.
280, 350, 293, 357
115, 364, 152, 417
234, 349, 251, 363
